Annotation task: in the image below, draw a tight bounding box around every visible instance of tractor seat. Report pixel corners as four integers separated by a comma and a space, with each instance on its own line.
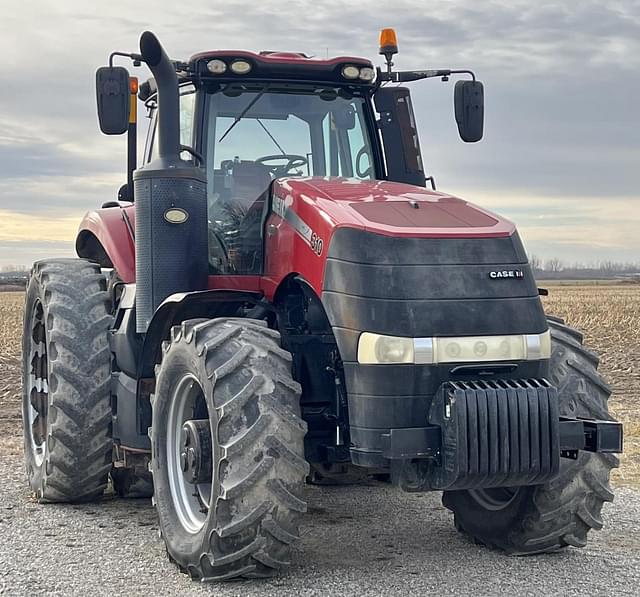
229, 161, 272, 212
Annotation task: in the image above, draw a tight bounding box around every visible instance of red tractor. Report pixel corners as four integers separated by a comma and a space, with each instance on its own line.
22, 29, 622, 581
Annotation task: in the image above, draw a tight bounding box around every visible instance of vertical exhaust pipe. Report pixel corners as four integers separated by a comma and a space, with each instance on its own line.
133, 31, 208, 333
138, 31, 180, 159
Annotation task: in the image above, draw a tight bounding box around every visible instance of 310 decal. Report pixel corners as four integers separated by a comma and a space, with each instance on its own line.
310, 232, 323, 256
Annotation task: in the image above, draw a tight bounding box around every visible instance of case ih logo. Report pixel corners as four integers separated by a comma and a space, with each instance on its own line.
489, 270, 525, 279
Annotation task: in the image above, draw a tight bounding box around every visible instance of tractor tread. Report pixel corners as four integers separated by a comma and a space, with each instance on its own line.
151, 318, 307, 581
217, 500, 273, 538
223, 456, 276, 500
262, 518, 299, 545
22, 259, 113, 504
443, 317, 617, 554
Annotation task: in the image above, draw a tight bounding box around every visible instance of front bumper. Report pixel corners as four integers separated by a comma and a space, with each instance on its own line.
382, 379, 623, 491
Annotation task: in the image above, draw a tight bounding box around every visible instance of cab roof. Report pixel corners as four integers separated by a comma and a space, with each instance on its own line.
139, 50, 376, 102
190, 49, 372, 66
188, 49, 375, 85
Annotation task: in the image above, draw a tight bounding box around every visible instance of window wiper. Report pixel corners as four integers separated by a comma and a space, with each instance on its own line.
218, 85, 269, 143
256, 119, 286, 155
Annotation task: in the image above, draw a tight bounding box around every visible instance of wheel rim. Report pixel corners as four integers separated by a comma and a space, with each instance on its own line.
468, 487, 520, 511
27, 299, 48, 467
166, 374, 213, 534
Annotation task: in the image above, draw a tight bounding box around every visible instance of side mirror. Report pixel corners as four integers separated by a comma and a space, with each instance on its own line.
454, 80, 484, 142
96, 66, 130, 135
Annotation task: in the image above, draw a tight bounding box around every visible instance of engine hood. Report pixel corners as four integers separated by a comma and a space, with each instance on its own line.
274, 176, 515, 238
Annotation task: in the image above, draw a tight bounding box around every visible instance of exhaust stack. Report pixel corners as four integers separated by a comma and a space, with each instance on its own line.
133, 31, 208, 333
138, 31, 180, 159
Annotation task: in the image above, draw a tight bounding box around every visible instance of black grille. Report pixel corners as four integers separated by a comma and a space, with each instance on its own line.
134, 174, 208, 332
428, 379, 560, 490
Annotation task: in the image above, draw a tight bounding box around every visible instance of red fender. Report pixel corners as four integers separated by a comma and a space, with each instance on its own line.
76, 204, 136, 283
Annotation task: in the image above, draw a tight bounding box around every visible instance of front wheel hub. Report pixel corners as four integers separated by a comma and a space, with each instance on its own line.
180, 419, 212, 485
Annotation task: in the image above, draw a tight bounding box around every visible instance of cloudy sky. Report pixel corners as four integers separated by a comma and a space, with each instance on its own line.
0, 0, 638, 267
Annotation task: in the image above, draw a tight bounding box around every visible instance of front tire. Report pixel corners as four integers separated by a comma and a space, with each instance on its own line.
442, 318, 618, 554
22, 259, 113, 502
151, 318, 309, 581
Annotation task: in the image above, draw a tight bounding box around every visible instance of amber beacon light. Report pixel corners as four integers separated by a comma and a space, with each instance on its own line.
379, 28, 398, 56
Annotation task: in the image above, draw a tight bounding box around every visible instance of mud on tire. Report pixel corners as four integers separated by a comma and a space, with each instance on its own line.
442, 317, 618, 554
22, 259, 113, 503
150, 318, 309, 581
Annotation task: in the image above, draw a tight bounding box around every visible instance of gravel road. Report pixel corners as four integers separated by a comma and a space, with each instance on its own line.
1, 453, 639, 596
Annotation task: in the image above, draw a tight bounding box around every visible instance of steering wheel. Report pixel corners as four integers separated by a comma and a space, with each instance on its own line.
355, 146, 372, 178
256, 154, 308, 177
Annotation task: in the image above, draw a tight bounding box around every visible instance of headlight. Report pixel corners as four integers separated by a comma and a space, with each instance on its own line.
435, 335, 527, 363
357, 331, 551, 364
358, 333, 413, 364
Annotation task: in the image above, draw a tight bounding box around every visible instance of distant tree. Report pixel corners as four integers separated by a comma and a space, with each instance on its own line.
531, 256, 640, 279
544, 258, 563, 273
528, 254, 542, 271
599, 260, 625, 273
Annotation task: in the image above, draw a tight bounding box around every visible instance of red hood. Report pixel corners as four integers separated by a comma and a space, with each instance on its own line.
274, 177, 515, 238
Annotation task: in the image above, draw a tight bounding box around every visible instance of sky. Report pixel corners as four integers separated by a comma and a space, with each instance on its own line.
0, 0, 638, 268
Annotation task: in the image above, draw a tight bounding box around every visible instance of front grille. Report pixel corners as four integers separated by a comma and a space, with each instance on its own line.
427, 379, 560, 490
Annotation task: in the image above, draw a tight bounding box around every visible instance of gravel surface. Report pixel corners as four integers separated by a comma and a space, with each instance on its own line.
1, 453, 639, 596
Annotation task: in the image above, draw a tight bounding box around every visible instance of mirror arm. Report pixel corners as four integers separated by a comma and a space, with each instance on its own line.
109, 51, 143, 68
383, 68, 476, 83
448, 69, 476, 82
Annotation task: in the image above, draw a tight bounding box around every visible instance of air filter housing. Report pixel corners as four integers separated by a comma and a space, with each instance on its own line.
134, 160, 208, 332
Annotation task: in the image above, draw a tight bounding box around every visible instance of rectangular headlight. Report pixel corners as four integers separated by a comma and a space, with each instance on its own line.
357, 331, 550, 365
357, 333, 414, 364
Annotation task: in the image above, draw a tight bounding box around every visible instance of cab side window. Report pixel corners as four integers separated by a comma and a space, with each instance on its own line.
146, 86, 196, 162
320, 104, 373, 179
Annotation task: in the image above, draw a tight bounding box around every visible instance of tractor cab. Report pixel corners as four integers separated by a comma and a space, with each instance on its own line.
147, 76, 377, 273
142, 52, 381, 275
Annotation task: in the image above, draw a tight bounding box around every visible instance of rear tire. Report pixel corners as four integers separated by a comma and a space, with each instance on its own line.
151, 318, 309, 581
442, 318, 618, 554
22, 259, 113, 502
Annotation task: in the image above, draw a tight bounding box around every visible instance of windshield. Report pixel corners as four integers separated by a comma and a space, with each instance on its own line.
204, 86, 375, 274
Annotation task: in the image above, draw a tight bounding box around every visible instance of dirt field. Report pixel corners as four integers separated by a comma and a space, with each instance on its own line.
1, 286, 638, 485
0, 291, 23, 455
540, 284, 640, 486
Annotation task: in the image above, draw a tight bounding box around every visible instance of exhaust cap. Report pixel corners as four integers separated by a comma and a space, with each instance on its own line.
139, 31, 164, 68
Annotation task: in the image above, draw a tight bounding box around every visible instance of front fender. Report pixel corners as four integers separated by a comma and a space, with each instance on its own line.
76, 205, 136, 282
137, 289, 263, 380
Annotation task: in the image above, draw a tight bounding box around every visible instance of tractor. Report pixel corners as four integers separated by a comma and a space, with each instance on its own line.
22, 29, 623, 581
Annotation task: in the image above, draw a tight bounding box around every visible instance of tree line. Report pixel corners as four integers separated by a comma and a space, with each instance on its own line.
2, 259, 640, 281
528, 256, 640, 278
